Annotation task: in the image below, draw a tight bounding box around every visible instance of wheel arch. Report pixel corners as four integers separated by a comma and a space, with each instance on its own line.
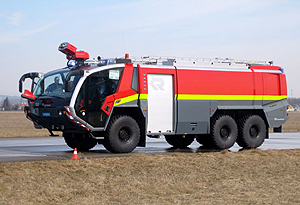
212, 109, 269, 138
110, 107, 146, 147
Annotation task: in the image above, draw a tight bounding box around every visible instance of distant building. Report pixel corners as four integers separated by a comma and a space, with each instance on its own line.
288, 104, 300, 112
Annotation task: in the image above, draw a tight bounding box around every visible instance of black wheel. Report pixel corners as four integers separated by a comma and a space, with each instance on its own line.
196, 134, 213, 147
273, 126, 282, 133
237, 115, 266, 148
165, 135, 194, 148
104, 115, 140, 153
210, 115, 238, 149
63, 132, 97, 151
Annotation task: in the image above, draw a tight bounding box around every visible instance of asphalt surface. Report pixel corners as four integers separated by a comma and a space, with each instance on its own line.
0, 133, 300, 163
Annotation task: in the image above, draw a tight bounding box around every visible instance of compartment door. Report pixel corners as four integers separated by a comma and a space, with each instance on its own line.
263, 73, 280, 104
147, 74, 173, 133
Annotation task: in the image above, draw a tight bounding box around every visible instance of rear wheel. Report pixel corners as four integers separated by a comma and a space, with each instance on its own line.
104, 115, 140, 153
165, 135, 194, 148
63, 132, 97, 151
237, 115, 266, 148
210, 115, 238, 149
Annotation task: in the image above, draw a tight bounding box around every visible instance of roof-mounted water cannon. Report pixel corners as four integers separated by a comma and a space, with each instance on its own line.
58, 42, 89, 61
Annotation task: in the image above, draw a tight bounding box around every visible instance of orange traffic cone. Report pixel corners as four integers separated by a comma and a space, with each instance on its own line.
71, 148, 80, 159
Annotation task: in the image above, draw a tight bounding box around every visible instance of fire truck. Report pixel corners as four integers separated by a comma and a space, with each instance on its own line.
19, 42, 289, 153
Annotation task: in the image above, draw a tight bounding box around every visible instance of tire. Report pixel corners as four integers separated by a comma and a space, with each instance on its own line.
210, 115, 238, 149
196, 134, 213, 147
237, 115, 266, 148
104, 115, 140, 153
165, 135, 194, 148
273, 126, 282, 133
63, 132, 97, 151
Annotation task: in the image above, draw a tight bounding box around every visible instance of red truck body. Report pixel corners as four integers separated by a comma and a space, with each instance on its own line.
19, 42, 289, 153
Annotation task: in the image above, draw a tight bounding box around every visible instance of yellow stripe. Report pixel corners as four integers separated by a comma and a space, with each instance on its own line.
263, 95, 287, 101
139, 94, 148, 99
177, 94, 287, 101
115, 94, 287, 104
114, 94, 139, 106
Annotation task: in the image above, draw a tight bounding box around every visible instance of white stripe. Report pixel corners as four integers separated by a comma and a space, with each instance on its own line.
252, 69, 281, 73
136, 65, 176, 69
66, 113, 73, 120
85, 64, 125, 76
176, 66, 252, 72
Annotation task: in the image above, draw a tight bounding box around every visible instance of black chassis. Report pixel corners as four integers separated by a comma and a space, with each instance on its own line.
25, 98, 87, 135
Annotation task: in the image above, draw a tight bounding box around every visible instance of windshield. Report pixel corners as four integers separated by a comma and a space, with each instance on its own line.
33, 69, 81, 99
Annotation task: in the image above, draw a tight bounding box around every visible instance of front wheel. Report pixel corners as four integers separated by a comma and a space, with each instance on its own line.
104, 115, 140, 153
63, 132, 97, 151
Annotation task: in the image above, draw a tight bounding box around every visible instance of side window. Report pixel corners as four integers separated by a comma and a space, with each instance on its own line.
131, 67, 138, 93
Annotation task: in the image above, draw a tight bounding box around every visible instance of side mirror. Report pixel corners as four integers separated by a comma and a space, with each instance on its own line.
65, 81, 73, 92
19, 81, 23, 93
19, 72, 43, 93
21, 89, 36, 101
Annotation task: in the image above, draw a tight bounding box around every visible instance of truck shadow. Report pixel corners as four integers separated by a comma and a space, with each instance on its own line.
165, 147, 194, 153
165, 146, 248, 153
165, 146, 229, 153
196, 146, 231, 153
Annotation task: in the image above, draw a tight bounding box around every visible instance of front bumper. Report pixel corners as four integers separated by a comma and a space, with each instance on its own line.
24, 106, 87, 132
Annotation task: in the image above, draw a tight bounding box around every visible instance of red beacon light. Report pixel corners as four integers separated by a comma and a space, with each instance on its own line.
58, 42, 89, 61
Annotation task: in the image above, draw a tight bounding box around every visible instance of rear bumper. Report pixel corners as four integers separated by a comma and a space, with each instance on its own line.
263, 99, 289, 128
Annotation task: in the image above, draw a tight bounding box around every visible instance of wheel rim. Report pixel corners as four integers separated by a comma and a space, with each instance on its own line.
249, 125, 259, 138
220, 126, 230, 139
118, 127, 131, 142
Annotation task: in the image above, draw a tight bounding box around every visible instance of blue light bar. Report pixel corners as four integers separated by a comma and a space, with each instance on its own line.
98, 59, 110, 66
68, 60, 77, 67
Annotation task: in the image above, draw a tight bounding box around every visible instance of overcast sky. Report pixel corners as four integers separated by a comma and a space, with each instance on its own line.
1, 0, 300, 97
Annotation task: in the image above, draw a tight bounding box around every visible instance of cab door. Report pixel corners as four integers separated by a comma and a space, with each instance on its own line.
74, 73, 108, 127
74, 68, 124, 128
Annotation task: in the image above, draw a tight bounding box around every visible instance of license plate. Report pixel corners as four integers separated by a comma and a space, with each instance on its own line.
42, 112, 51, 117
